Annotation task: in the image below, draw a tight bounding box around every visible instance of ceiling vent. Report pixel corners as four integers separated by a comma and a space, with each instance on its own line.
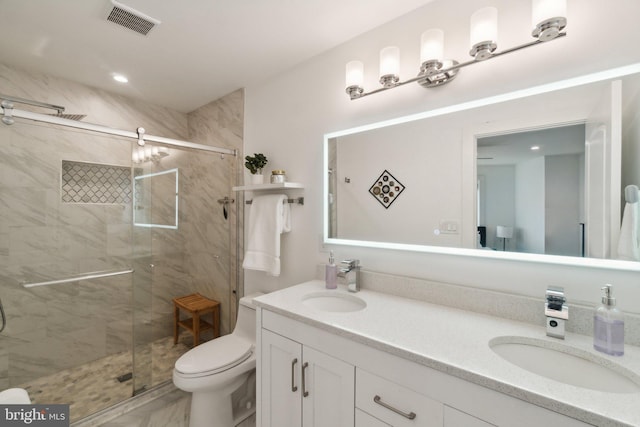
106, 0, 160, 36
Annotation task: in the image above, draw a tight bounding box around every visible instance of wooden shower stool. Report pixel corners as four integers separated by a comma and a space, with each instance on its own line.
173, 293, 220, 348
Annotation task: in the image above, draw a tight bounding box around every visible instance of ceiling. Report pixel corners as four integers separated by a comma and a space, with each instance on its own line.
477, 124, 586, 166
0, 0, 435, 113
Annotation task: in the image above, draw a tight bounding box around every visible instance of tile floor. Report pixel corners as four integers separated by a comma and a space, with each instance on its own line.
20, 336, 190, 423
90, 386, 256, 427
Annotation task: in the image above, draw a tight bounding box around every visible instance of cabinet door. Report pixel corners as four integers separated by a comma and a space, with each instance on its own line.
302, 346, 355, 427
444, 406, 495, 427
261, 330, 303, 427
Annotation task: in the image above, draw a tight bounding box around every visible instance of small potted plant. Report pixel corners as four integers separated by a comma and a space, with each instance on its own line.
245, 153, 268, 184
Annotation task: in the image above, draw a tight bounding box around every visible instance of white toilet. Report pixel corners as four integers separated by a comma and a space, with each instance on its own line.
0, 388, 30, 404
173, 292, 263, 427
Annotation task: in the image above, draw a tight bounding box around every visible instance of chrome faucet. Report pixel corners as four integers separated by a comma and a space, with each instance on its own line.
545, 286, 568, 339
338, 259, 360, 292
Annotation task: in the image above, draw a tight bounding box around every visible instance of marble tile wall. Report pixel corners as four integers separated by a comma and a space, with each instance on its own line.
186, 89, 244, 334
0, 63, 244, 413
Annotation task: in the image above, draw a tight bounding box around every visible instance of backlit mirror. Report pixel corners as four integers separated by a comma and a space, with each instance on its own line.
324, 65, 640, 268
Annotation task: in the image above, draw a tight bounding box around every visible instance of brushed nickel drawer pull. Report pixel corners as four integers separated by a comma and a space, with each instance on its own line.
291, 358, 298, 392
373, 395, 417, 420
302, 362, 309, 397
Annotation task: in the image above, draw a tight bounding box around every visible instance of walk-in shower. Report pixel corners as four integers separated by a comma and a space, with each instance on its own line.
0, 94, 241, 422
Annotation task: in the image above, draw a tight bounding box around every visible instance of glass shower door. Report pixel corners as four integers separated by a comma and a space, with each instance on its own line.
130, 143, 236, 394
0, 121, 136, 421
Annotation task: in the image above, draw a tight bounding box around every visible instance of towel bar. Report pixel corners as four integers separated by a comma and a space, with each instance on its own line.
246, 197, 304, 205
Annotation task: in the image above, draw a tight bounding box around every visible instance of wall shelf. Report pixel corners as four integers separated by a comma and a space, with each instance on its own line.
232, 182, 304, 192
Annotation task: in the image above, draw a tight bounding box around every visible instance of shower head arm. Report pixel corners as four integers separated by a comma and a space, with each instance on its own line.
0, 94, 65, 115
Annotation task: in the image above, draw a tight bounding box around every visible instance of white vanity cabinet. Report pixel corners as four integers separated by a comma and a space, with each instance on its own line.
356, 368, 443, 426
258, 308, 593, 427
260, 328, 355, 427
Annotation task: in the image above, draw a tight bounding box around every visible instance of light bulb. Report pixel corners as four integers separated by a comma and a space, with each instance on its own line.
470, 7, 498, 47
345, 61, 364, 88
379, 46, 400, 87
469, 7, 498, 60
420, 29, 444, 64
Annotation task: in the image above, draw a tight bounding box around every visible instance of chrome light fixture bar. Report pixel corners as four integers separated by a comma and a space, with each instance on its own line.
346, 0, 567, 100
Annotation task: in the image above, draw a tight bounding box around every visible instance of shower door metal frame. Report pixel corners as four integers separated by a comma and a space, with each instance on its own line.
1, 104, 237, 157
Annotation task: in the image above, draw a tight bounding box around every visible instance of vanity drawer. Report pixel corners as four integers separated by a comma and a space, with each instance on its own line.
356, 408, 391, 427
356, 368, 444, 427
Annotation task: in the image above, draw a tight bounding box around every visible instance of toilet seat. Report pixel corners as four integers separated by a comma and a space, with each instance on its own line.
175, 335, 253, 378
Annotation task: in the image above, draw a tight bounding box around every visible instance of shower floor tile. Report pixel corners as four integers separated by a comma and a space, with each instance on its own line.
18, 336, 190, 423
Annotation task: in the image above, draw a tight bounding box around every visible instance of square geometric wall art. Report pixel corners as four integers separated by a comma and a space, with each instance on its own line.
368, 170, 405, 209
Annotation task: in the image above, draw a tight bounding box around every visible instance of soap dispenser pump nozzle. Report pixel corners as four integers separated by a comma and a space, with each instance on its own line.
601, 284, 616, 307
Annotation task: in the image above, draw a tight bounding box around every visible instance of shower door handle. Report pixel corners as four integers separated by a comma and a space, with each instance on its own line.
0, 298, 6, 333
291, 358, 298, 392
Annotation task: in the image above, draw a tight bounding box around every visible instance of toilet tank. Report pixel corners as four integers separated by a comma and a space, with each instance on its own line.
233, 292, 264, 343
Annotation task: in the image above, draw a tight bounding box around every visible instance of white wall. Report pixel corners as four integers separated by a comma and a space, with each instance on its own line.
516, 157, 545, 254
623, 87, 640, 195
477, 166, 515, 250
546, 154, 582, 257
336, 120, 462, 246
244, 0, 640, 313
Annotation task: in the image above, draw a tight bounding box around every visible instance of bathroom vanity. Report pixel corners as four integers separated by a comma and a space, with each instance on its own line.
255, 281, 640, 427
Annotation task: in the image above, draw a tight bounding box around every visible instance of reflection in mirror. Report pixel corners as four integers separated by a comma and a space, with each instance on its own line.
324, 65, 640, 267
477, 124, 587, 257
134, 168, 179, 229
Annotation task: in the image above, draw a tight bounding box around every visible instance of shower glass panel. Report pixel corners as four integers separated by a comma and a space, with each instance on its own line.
131, 144, 236, 395
0, 121, 138, 421
0, 118, 236, 422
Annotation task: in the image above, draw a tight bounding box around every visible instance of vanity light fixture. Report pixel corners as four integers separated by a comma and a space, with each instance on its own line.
345, 0, 567, 100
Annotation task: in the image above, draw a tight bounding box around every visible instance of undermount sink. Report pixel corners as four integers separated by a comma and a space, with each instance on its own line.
490, 336, 640, 393
302, 291, 366, 313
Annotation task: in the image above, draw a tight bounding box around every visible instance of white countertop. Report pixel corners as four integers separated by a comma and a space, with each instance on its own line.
254, 280, 640, 427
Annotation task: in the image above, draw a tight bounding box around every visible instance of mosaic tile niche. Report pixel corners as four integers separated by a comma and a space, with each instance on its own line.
61, 160, 132, 204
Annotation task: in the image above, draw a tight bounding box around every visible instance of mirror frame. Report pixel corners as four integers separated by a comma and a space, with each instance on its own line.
323, 63, 640, 272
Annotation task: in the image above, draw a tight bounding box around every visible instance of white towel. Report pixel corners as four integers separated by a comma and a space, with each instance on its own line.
617, 186, 639, 261
242, 194, 291, 276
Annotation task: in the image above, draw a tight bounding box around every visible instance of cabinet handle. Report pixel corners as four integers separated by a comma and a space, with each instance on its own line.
291, 358, 298, 392
301, 362, 309, 397
373, 395, 417, 420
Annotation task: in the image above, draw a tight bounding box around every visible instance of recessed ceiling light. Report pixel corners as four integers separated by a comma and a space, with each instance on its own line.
113, 74, 129, 83
530, 145, 540, 151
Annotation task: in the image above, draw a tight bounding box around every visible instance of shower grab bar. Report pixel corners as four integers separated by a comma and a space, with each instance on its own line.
22, 269, 134, 288
1, 106, 236, 157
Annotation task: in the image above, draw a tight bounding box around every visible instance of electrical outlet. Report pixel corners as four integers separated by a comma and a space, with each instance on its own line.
438, 220, 459, 234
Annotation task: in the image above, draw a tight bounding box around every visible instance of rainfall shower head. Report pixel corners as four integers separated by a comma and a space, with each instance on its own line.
47, 112, 87, 121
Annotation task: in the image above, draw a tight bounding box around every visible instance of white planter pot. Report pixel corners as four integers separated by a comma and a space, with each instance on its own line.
250, 174, 264, 184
